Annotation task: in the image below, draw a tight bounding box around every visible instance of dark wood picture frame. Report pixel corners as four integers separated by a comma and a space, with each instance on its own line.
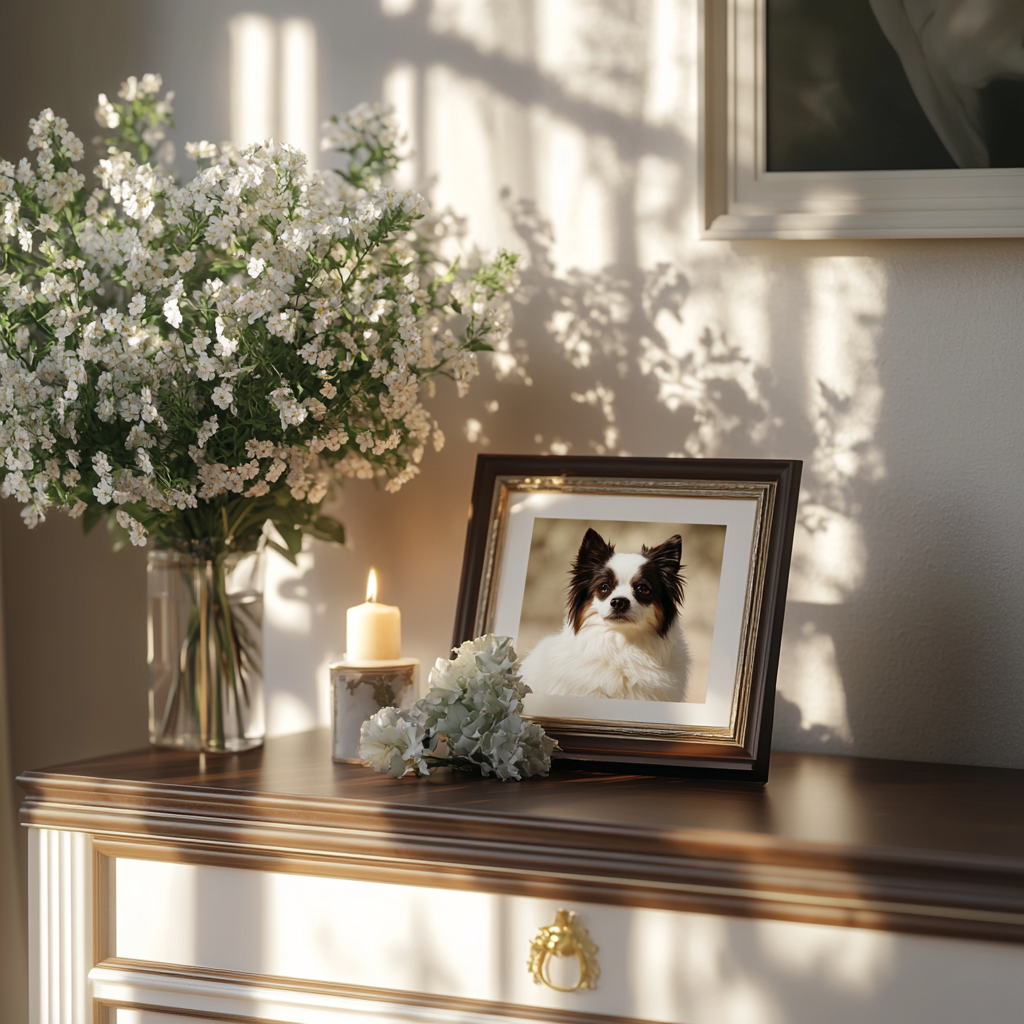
452, 455, 802, 782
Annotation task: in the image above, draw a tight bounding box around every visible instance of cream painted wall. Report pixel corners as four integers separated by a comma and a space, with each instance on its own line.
3, 0, 1024, 791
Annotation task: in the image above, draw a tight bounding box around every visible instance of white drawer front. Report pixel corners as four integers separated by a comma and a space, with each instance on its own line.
111, 855, 1024, 1024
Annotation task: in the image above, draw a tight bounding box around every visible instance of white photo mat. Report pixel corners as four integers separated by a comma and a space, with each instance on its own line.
489, 491, 757, 731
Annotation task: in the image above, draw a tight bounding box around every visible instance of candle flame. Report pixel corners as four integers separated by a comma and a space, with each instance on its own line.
366, 568, 378, 603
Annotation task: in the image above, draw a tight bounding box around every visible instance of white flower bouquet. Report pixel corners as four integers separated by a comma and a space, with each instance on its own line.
0, 73, 518, 750
359, 635, 558, 780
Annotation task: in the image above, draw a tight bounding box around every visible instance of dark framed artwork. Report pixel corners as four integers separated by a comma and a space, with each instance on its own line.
702, 0, 1024, 238
452, 455, 802, 781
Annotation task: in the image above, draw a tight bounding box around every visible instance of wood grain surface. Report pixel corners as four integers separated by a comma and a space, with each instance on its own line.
17, 730, 1024, 943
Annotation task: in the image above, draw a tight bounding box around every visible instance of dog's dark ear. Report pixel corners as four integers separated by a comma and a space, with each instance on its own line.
567, 529, 615, 633
642, 534, 685, 610
577, 528, 615, 569
642, 534, 682, 568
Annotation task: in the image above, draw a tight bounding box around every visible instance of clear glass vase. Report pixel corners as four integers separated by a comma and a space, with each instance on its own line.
147, 546, 265, 752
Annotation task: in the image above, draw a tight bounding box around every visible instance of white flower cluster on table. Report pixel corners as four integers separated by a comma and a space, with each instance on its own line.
0, 74, 518, 558
359, 634, 557, 781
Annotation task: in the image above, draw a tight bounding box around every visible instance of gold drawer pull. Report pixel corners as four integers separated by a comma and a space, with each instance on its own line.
528, 908, 600, 992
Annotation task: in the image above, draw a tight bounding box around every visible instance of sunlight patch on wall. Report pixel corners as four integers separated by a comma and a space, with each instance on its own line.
535, 0, 648, 119
384, 62, 419, 189
804, 258, 887, 508
777, 622, 854, 744
424, 65, 518, 253
635, 153, 690, 266
229, 14, 318, 166
266, 691, 317, 736
280, 19, 318, 166
463, 417, 490, 445
263, 546, 317, 738
789, 257, 887, 604
381, 0, 417, 17
789, 505, 866, 604
529, 106, 615, 272
644, 0, 689, 127
230, 14, 275, 148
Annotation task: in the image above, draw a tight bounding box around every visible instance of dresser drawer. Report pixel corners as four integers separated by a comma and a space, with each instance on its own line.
96, 849, 1024, 1024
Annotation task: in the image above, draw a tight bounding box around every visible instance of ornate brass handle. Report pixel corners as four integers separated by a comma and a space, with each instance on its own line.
527, 908, 600, 992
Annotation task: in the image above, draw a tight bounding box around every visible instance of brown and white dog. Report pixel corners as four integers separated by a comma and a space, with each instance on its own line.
521, 528, 691, 702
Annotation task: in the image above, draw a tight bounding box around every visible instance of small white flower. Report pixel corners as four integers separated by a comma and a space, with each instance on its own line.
162, 282, 184, 328
196, 415, 219, 446
211, 384, 233, 409
94, 93, 120, 130
185, 140, 218, 160
196, 354, 217, 381
115, 509, 147, 546
246, 256, 266, 278
139, 73, 163, 96
118, 76, 140, 101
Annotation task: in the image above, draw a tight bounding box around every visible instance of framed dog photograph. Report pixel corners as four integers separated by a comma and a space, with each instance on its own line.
452, 455, 802, 780
702, 0, 1024, 239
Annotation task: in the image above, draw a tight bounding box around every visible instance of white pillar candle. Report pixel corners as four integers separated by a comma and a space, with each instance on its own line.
346, 569, 401, 661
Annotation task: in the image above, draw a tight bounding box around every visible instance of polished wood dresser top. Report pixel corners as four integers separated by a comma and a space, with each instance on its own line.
18, 730, 1024, 944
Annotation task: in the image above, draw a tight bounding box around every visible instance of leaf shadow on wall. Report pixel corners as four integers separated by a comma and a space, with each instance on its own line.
490, 194, 777, 461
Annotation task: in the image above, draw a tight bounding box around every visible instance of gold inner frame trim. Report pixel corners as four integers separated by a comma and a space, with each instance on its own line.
473, 475, 777, 749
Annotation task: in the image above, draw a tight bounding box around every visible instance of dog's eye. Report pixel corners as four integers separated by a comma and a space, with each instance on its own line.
597, 582, 611, 595
634, 583, 650, 596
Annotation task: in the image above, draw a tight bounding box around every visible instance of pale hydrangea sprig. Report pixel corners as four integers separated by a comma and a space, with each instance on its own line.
359, 635, 557, 781
359, 705, 431, 779
0, 75, 519, 558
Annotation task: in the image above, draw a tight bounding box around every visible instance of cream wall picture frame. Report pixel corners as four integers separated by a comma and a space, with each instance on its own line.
701, 0, 1024, 239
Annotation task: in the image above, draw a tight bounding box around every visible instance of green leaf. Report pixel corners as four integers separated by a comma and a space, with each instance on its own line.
309, 515, 346, 546
82, 504, 106, 535
269, 517, 304, 559
106, 513, 130, 553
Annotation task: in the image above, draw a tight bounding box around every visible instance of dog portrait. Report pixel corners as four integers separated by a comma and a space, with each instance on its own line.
452, 455, 802, 777
518, 520, 726, 705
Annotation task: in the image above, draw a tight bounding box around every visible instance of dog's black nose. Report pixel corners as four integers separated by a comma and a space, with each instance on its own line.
610, 596, 630, 612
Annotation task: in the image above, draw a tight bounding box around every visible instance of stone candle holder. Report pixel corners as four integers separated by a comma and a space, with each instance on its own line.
330, 657, 420, 762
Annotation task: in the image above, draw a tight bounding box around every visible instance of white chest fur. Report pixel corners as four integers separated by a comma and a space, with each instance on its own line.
522, 619, 691, 701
